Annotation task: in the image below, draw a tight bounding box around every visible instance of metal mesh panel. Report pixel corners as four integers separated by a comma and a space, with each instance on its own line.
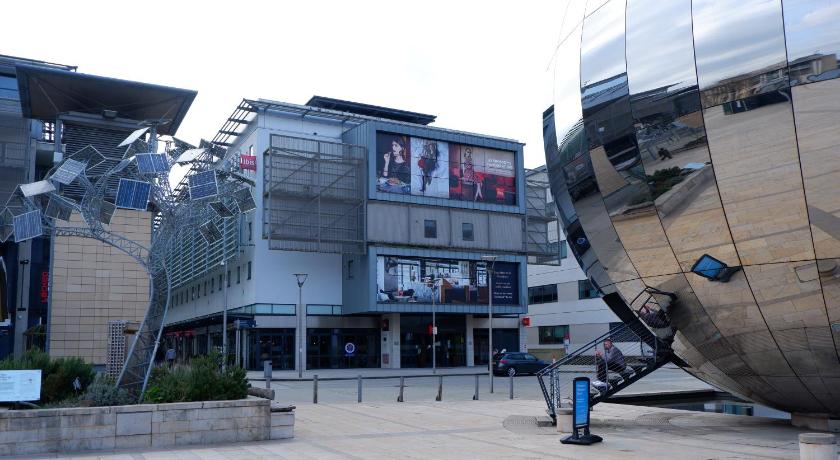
264, 134, 365, 254
105, 320, 128, 380
165, 214, 238, 288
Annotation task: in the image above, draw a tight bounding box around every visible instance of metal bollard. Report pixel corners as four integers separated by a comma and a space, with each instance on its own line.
435, 375, 443, 401
473, 374, 479, 400
313, 374, 318, 404
397, 376, 405, 402
357, 375, 363, 403
509, 373, 514, 400
263, 360, 272, 389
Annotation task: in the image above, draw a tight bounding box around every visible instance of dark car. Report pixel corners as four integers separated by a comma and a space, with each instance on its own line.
492, 352, 548, 376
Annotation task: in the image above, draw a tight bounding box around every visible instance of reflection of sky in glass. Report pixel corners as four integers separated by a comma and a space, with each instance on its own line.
693, 0, 787, 89
580, 0, 626, 88
553, 1, 586, 150
626, 0, 697, 94
783, 0, 840, 61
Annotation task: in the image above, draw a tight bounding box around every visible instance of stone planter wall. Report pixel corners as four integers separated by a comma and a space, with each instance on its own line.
0, 397, 294, 456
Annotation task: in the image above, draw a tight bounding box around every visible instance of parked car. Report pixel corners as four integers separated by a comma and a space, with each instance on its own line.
492, 352, 549, 376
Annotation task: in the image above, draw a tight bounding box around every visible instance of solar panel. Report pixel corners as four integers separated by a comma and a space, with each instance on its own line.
209, 201, 234, 218
0, 209, 13, 243
176, 148, 205, 164
45, 195, 75, 221
118, 127, 149, 147
198, 222, 222, 244
20, 180, 56, 197
232, 187, 256, 213
111, 157, 134, 174
50, 159, 87, 185
68, 146, 105, 170
99, 200, 116, 225
115, 179, 152, 210
13, 210, 43, 243
188, 171, 218, 200
136, 153, 169, 173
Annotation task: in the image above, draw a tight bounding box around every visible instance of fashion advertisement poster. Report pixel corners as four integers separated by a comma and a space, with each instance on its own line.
375, 133, 411, 194
376, 255, 519, 305
375, 132, 517, 204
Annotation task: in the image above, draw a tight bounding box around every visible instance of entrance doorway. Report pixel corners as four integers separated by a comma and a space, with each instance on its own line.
248, 329, 295, 370
400, 315, 466, 368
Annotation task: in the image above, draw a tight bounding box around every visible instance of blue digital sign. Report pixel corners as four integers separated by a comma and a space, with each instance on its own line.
573, 377, 590, 428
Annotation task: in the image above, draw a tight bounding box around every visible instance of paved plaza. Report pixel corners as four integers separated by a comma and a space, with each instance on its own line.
14, 397, 824, 460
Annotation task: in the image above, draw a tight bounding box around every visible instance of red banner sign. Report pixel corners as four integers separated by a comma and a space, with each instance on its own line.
240, 155, 257, 171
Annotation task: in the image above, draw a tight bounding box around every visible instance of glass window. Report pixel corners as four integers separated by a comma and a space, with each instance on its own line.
227, 270, 231, 287
248, 221, 253, 242
692, 0, 788, 107
424, 219, 437, 238
247, 261, 252, 280
219, 274, 223, 289
462, 222, 474, 241
538, 325, 568, 345
578, 280, 599, 299
0, 75, 19, 101
203, 282, 207, 297
211, 277, 215, 293
559, 240, 568, 259
528, 284, 558, 304
237, 266, 241, 284
347, 259, 354, 279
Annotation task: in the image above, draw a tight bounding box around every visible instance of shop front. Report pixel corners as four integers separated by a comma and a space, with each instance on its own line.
400, 314, 466, 368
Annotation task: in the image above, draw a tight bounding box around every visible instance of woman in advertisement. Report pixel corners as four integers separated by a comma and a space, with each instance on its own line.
461, 147, 484, 201
418, 140, 439, 193
379, 136, 411, 193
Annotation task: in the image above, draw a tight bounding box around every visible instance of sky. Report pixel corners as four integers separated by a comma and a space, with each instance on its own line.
1, 0, 566, 168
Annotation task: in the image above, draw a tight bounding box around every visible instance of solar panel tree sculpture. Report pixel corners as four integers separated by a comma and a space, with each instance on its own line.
0, 126, 257, 401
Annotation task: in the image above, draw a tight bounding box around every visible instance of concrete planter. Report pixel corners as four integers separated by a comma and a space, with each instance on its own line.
0, 397, 294, 456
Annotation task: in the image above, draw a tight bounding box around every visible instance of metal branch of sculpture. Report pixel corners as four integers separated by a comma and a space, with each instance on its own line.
0, 126, 256, 401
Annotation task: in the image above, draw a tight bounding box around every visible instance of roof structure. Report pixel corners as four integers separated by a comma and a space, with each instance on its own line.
306, 95, 436, 125
15, 64, 196, 135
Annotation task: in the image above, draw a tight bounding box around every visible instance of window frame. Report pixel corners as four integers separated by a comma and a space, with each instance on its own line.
424, 219, 437, 238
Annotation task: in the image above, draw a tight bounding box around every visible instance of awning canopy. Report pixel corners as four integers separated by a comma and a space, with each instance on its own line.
15, 64, 196, 135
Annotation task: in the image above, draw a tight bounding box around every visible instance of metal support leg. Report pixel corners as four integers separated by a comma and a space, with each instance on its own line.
509, 373, 514, 400
398, 376, 404, 402
473, 374, 479, 400
313, 374, 318, 404
436, 375, 443, 401
357, 375, 362, 403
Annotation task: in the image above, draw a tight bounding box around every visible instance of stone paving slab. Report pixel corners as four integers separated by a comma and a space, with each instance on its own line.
10, 398, 833, 459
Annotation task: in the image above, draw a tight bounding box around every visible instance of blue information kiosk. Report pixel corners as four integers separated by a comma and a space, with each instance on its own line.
561, 377, 603, 445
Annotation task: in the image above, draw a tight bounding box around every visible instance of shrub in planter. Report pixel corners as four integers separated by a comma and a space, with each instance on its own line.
0, 349, 94, 404
81, 374, 134, 407
144, 352, 248, 403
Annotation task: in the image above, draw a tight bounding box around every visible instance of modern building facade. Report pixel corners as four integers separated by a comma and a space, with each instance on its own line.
524, 165, 618, 361
545, 0, 840, 418
164, 97, 553, 371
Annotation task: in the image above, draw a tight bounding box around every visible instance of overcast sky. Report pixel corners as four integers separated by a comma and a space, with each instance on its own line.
1, 0, 566, 168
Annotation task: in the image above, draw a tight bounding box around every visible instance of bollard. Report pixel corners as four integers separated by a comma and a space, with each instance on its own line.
798, 433, 836, 460
509, 373, 514, 400
263, 360, 272, 389
435, 375, 443, 401
397, 376, 405, 402
473, 374, 479, 400
313, 374, 318, 404
357, 375, 363, 403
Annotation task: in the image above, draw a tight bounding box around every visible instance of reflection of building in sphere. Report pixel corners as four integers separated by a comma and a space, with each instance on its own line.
545, 0, 840, 419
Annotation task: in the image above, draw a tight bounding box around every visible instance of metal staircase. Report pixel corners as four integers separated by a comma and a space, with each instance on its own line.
537, 291, 676, 422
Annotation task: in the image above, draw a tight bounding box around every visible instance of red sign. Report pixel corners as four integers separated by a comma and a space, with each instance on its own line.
521, 316, 530, 327
40, 271, 49, 304
240, 155, 257, 171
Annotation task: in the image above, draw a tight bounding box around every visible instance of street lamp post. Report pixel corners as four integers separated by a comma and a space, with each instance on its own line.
294, 273, 308, 379
427, 276, 441, 374
482, 255, 497, 393
221, 260, 229, 371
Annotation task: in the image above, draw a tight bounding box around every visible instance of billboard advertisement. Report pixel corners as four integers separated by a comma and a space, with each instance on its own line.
375, 132, 516, 205
376, 255, 519, 305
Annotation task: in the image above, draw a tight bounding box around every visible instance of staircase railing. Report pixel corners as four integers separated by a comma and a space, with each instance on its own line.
537, 319, 671, 420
